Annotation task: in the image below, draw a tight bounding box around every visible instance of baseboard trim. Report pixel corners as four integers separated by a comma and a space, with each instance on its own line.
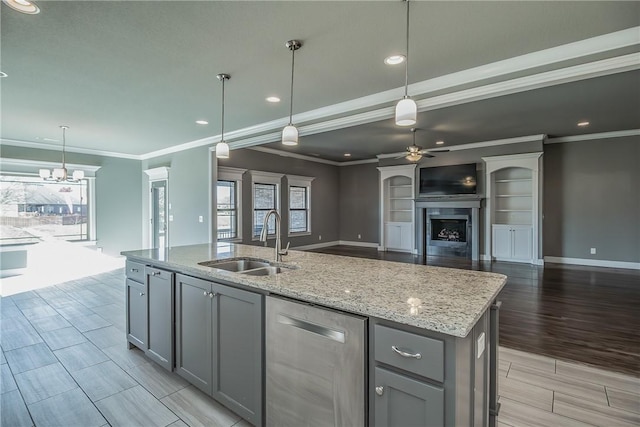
544, 256, 640, 270
292, 241, 340, 251
338, 240, 380, 248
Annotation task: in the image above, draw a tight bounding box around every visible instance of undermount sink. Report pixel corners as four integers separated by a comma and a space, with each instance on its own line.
199, 258, 270, 272
198, 257, 294, 276
240, 266, 285, 276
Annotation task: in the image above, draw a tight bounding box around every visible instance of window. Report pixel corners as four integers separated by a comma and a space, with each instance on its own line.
250, 171, 283, 239
216, 167, 245, 241
287, 175, 314, 236
217, 180, 237, 239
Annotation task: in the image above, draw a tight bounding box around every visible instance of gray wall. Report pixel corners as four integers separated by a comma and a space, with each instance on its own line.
146, 146, 213, 248
221, 148, 340, 248
0, 145, 143, 256
543, 136, 640, 263
339, 162, 379, 243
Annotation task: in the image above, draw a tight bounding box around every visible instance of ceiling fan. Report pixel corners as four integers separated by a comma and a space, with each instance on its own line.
396, 128, 449, 162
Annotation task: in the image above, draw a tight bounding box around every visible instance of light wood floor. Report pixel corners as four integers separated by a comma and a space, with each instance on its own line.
1, 268, 638, 426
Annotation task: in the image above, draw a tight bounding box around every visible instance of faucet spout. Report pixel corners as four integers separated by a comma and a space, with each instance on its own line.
259, 209, 287, 262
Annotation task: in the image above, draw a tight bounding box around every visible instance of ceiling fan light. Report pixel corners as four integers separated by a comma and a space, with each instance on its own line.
216, 141, 230, 159
39, 169, 50, 179
72, 170, 85, 181
406, 152, 422, 162
395, 98, 417, 126
282, 124, 299, 146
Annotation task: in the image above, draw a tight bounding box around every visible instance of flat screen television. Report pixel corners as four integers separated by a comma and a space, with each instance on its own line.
419, 163, 478, 196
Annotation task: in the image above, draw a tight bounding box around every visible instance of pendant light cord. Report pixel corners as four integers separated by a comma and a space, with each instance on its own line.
221, 77, 225, 140
61, 126, 67, 168
404, 0, 410, 98
289, 46, 295, 126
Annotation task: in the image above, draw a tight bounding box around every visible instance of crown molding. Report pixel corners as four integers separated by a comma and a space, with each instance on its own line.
377, 134, 546, 159
545, 129, 640, 144
0, 158, 102, 177
249, 146, 341, 166
0, 138, 142, 160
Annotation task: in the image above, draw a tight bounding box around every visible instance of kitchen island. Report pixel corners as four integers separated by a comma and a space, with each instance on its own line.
122, 242, 507, 427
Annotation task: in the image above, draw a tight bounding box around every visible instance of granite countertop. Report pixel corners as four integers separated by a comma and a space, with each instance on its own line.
121, 243, 507, 338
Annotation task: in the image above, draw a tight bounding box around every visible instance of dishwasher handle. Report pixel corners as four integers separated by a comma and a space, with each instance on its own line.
277, 314, 346, 343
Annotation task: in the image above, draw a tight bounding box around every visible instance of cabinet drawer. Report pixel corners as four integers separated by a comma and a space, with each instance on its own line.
374, 325, 444, 382
126, 260, 145, 283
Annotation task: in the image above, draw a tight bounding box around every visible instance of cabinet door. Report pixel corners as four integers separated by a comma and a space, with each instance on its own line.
511, 226, 532, 261
374, 367, 444, 427
386, 224, 403, 250
212, 283, 263, 426
126, 279, 147, 349
146, 267, 174, 371
175, 274, 213, 395
492, 226, 512, 259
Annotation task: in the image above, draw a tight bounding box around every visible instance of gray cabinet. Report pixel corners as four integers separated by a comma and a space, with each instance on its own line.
175, 274, 263, 426
374, 367, 444, 427
125, 261, 174, 372
145, 267, 174, 371
126, 278, 147, 349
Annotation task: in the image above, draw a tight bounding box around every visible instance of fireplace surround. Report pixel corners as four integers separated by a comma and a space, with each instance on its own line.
416, 198, 482, 260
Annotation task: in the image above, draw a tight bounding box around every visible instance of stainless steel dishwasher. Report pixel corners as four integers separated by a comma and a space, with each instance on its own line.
266, 296, 366, 427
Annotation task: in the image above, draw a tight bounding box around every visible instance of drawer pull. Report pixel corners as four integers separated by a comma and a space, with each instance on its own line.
152, 271, 161, 276
131, 268, 139, 273
392, 345, 422, 360
139, 292, 145, 297
375, 386, 384, 396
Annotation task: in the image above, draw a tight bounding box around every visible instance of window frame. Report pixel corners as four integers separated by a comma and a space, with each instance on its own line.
287, 175, 314, 237
250, 171, 283, 241
217, 167, 245, 242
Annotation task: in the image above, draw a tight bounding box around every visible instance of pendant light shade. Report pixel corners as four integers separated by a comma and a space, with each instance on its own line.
216, 73, 231, 159
282, 125, 298, 146
216, 141, 230, 159
396, 98, 417, 127
395, 0, 417, 127
283, 40, 302, 146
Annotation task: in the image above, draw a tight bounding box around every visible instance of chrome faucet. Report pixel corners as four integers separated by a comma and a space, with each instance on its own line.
259, 209, 289, 262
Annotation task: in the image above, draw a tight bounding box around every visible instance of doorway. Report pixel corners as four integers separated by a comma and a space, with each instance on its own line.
151, 180, 168, 248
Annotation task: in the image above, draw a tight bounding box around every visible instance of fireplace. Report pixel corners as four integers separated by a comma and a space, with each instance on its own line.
415, 198, 481, 260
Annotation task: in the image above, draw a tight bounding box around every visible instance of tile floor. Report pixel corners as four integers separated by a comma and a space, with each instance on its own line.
1, 268, 639, 426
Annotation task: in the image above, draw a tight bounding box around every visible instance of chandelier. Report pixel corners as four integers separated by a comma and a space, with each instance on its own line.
39, 126, 85, 182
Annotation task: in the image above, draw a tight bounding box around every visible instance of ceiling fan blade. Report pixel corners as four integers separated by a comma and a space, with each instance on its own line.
422, 153, 436, 158
427, 149, 450, 153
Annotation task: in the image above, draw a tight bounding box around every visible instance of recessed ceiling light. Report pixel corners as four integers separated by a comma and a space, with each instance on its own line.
0, 71, 7, 78
344, 153, 351, 157
266, 96, 280, 103
577, 121, 590, 127
195, 120, 208, 125
384, 55, 405, 65
2, 0, 40, 14
435, 140, 444, 145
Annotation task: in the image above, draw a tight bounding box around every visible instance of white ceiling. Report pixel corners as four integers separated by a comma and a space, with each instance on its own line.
1, 1, 639, 162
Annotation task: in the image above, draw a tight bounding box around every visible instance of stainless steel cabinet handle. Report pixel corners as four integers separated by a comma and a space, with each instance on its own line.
203, 291, 208, 297
392, 345, 422, 360
131, 268, 139, 273
209, 292, 215, 298
152, 271, 161, 276
139, 292, 145, 297
375, 386, 384, 396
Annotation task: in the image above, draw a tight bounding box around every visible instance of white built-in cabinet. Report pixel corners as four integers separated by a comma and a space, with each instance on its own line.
378, 165, 416, 253
483, 153, 542, 264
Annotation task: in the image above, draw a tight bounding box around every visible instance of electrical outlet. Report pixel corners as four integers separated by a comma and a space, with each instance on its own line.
169, 215, 174, 222
590, 247, 596, 255
358, 234, 362, 239
318, 235, 322, 241
198, 216, 203, 223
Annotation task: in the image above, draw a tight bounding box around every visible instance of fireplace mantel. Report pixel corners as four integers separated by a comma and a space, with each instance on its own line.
415, 198, 483, 209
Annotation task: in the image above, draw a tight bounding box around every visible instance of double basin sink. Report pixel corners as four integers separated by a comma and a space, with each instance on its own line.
198, 257, 294, 276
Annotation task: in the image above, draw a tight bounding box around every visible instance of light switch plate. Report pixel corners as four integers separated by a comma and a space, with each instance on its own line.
477, 332, 485, 359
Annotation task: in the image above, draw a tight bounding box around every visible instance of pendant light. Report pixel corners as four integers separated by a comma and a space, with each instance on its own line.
282, 40, 302, 146
395, 0, 417, 126
39, 126, 85, 182
215, 73, 230, 159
